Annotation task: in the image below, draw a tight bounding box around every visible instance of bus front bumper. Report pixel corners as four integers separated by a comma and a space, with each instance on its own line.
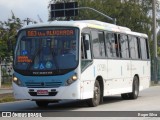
12, 82, 80, 100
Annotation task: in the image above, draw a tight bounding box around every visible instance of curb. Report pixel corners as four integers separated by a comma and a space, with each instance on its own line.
0, 88, 12, 90
0, 89, 13, 95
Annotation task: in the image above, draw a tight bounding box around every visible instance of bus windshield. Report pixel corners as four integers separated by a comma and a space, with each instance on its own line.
14, 27, 79, 75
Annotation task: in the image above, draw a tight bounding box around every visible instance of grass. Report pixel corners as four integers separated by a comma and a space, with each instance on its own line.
0, 82, 15, 103
150, 81, 160, 86
0, 93, 16, 103
1, 82, 12, 89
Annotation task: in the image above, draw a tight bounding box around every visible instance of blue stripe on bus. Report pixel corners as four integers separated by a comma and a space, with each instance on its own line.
14, 71, 75, 88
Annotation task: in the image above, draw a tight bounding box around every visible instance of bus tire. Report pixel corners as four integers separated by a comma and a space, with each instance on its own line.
121, 76, 139, 100
121, 93, 130, 99
35, 101, 49, 108
87, 80, 101, 107
129, 76, 139, 99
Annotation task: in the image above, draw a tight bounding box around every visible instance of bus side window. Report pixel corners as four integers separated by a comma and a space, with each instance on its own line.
92, 30, 106, 58
98, 32, 106, 58
114, 34, 119, 57
105, 32, 117, 58
92, 30, 100, 58
119, 34, 129, 59
129, 35, 139, 59
81, 34, 91, 59
140, 37, 149, 59
146, 39, 150, 59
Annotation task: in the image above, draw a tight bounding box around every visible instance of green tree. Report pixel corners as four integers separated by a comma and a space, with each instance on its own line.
0, 12, 23, 63
49, 0, 152, 33
77, 0, 152, 36
48, 0, 159, 57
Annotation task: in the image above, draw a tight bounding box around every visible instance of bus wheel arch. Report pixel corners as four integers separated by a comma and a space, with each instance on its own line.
121, 75, 139, 100
87, 76, 104, 107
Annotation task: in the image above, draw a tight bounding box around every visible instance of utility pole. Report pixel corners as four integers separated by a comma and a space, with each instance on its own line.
37, 15, 43, 23
24, 18, 37, 25
26, 18, 30, 25
152, 0, 158, 84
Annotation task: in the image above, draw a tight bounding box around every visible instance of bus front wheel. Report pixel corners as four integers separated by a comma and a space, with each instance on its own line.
87, 80, 101, 107
35, 101, 49, 108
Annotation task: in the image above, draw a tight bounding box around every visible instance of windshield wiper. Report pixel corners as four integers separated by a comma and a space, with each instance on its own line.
27, 47, 42, 69
52, 51, 60, 72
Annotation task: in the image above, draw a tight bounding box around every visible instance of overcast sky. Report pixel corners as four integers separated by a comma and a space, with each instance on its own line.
0, 0, 50, 23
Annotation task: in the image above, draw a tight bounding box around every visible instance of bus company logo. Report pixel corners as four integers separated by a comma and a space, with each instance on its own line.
2, 112, 11, 117
1, 112, 42, 117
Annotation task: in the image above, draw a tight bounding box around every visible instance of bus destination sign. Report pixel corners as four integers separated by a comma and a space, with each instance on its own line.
27, 29, 74, 37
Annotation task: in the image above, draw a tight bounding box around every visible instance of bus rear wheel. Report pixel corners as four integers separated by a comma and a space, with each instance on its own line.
129, 76, 139, 99
35, 101, 49, 108
87, 80, 101, 107
121, 93, 130, 99
121, 76, 139, 100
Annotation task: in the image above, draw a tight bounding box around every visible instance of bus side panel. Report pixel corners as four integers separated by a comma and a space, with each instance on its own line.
80, 59, 108, 99
141, 61, 150, 90
145, 61, 151, 88
105, 59, 132, 95
131, 60, 150, 91
80, 64, 95, 99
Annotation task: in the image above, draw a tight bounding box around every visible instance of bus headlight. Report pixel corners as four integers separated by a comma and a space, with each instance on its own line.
66, 74, 78, 86
72, 75, 78, 80
12, 75, 23, 86
13, 77, 18, 81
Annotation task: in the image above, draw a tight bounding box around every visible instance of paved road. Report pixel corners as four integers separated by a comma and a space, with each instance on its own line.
0, 86, 160, 119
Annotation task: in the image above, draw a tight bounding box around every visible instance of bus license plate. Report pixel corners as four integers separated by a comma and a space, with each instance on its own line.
37, 90, 49, 95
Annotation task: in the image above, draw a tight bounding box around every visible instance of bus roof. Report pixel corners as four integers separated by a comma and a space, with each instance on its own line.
22, 20, 148, 38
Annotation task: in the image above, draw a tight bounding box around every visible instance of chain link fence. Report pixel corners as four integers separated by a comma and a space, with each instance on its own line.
151, 58, 160, 83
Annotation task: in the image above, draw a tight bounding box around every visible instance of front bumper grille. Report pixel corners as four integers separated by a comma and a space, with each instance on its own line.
25, 82, 62, 88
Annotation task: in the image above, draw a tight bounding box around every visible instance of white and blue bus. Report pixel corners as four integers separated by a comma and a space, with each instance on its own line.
13, 20, 150, 107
